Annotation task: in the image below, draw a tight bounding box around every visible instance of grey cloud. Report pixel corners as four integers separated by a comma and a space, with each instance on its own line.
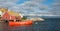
0, 0, 19, 3
9, 1, 50, 16
49, 0, 60, 15
0, 0, 53, 16
0, 0, 18, 8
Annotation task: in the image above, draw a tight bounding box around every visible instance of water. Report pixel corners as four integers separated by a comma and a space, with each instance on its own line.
0, 18, 60, 31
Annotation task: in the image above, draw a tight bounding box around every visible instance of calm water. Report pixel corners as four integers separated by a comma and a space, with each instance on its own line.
0, 18, 60, 31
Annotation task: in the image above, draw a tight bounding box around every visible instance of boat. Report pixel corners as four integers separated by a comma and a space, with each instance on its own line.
9, 20, 33, 26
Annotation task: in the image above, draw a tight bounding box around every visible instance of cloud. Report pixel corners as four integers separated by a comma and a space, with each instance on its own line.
0, 0, 54, 16
29, 0, 46, 3
9, 1, 49, 15
0, 0, 19, 8
49, 0, 60, 15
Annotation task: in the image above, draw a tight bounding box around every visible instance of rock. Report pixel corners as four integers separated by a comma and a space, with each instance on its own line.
29, 18, 44, 21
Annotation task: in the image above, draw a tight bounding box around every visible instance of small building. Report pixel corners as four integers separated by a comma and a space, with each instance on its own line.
0, 11, 2, 20
1, 11, 22, 22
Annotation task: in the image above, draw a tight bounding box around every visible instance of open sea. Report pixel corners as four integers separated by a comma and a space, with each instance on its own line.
0, 18, 60, 31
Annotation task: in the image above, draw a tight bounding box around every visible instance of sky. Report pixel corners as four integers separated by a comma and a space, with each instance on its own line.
0, 0, 60, 16
17, 0, 53, 6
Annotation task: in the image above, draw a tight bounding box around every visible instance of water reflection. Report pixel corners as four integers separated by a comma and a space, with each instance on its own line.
0, 22, 33, 31
0, 22, 4, 31
9, 26, 33, 31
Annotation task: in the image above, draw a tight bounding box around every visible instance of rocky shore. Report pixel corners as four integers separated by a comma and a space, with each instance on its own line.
24, 18, 44, 21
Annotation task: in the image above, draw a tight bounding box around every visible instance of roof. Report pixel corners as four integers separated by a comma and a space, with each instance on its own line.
0, 8, 8, 13
0, 8, 22, 16
8, 11, 20, 16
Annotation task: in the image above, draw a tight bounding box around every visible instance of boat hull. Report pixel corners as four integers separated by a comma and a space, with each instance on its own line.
9, 20, 33, 26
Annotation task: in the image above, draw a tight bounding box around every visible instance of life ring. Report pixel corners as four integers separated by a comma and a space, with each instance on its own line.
9, 20, 33, 26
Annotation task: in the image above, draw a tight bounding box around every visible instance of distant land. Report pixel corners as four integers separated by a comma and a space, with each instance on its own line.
23, 15, 60, 18
20, 12, 60, 18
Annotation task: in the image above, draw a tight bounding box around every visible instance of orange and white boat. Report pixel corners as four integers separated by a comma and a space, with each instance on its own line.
9, 20, 33, 26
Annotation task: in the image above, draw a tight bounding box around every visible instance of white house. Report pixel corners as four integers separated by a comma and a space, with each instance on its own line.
0, 11, 3, 16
